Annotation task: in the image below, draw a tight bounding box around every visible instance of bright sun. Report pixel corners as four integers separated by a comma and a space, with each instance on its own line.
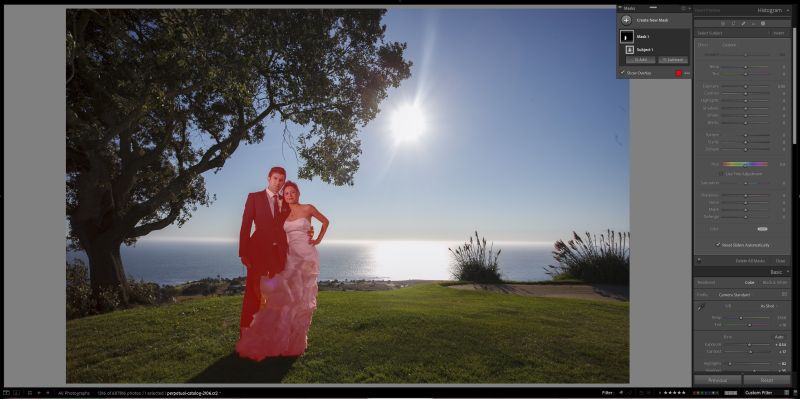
390, 104, 427, 142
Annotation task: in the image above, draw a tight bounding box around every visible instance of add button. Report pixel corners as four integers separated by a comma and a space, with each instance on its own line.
626, 56, 656, 64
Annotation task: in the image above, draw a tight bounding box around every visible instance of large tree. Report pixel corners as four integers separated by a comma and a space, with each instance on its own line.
66, 9, 411, 306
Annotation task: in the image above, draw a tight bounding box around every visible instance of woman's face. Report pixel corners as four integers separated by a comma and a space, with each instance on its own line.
283, 186, 299, 204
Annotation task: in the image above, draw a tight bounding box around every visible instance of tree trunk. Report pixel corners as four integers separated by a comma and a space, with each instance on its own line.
85, 240, 130, 308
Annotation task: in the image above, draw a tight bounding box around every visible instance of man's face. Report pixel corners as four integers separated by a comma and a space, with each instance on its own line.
267, 173, 286, 193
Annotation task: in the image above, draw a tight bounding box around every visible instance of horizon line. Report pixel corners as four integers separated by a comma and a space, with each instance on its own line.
139, 237, 556, 246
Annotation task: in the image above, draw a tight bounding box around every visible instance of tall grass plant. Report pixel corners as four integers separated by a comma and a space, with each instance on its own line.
449, 231, 503, 283
545, 230, 629, 284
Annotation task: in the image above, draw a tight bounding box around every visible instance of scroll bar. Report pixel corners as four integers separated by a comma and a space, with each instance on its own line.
794, 27, 796, 144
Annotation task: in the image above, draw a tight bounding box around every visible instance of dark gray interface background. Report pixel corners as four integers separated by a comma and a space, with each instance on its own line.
7, 5, 790, 388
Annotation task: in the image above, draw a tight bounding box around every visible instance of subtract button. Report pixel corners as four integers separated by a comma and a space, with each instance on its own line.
658, 56, 689, 64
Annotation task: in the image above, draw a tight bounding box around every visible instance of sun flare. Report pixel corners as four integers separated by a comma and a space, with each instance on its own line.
390, 104, 427, 142
370, 241, 452, 280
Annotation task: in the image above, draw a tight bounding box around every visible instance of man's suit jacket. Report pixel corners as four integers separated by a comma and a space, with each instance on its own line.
238, 189, 291, 336
239, 190, 290, 277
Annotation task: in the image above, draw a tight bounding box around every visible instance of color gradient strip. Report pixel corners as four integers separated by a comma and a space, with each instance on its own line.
722, 161, 768, 167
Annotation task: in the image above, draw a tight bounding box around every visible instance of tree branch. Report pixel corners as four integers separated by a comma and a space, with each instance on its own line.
128, 203, 182, 238
112, 81, 201, 142
111, 113, 177, 227
121, 100, 280, 232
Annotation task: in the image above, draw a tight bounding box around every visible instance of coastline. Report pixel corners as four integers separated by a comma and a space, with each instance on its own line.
68, 241, 557, 287
167, 277, 447, 301
174, 277, 445, 292
169, 276, 628, 302
317, 279, 444, 291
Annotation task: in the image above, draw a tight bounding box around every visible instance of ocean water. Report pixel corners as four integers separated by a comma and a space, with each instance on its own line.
67, 240, 556, 286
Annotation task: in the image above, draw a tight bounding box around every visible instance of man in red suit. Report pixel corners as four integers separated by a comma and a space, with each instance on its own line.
238, 166, 292, 337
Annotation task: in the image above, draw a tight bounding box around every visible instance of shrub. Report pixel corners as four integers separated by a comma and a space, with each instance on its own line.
545, 230, 629, 284
65, 259, 121, 316
158, 285, 179, 303
181, 279, 219, 296
66, 259, 92, 320
449, 231, 503, 283
66, 259, 121, 318
224, 282, 244, 295
94, 285, 122, 313
127, 275, 159, 306
67, 259, 162, 319
66, 258, 233, 318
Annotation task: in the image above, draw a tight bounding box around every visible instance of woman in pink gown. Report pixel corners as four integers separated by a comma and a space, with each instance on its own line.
236, 181, 329, 360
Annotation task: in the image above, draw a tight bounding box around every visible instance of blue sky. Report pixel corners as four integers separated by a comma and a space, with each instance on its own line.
145, 8, 630, 243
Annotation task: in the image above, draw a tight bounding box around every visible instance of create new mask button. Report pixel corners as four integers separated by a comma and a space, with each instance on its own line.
659, 56, 689, 64
625, 56, 656, 64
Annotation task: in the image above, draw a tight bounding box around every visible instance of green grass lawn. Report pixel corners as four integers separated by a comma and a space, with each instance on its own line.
66, 283, 629, 383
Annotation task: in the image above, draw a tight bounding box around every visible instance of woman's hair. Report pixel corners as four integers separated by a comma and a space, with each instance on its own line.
283, 180, 300, 194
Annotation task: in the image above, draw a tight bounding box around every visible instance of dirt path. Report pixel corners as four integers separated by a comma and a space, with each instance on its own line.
448, 283, 629, 301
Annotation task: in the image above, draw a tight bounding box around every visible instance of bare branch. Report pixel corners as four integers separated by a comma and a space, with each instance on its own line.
281, 121, 300, 164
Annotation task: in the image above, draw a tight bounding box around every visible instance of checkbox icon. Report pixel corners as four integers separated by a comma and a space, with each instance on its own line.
625, 45, 635, 55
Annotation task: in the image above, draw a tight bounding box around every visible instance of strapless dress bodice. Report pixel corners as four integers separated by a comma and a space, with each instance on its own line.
284, 218, 312, 244
285, 217, 311, 233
